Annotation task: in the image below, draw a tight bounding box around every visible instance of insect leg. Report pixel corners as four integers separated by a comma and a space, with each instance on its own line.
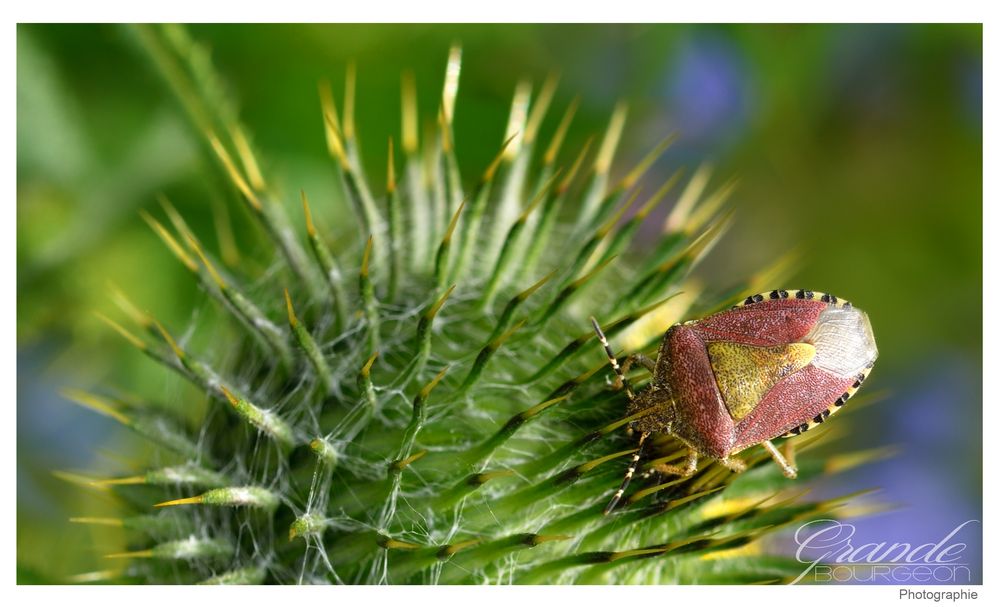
614, 354, 657, 390
762, 440, 797, 479
783, 440, 797, 470
603, 431, 650, 515
590, 316, 633, 399
719, 456, 747, 473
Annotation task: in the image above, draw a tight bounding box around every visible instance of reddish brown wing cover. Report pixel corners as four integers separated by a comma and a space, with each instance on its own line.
689, 299, 827, 347
669, 298, 845, 457
732, 365, 855, 450
665, 325, 735, 459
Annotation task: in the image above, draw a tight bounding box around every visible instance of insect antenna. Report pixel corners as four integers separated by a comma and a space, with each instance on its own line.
590, 316, 633, 399
603, 430, 650, 515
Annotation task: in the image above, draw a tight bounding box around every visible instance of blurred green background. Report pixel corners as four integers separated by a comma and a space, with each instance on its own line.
17, 24, 981, 582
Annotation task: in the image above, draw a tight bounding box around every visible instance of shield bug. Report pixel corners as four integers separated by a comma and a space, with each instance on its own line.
592, 289, 878, 514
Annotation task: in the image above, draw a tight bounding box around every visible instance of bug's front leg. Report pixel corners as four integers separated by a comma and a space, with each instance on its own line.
612, 353, 657, 391
761, 440, 797, 479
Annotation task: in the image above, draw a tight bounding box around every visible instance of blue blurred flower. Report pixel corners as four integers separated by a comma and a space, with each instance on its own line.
663, 35, 752, 150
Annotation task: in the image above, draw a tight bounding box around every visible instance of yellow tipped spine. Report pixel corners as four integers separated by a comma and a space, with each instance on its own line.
209, 134, 261, 211
387, 137, 403, 300
359, 235, 380, 353
219, 385, 295, 448
95, 312, 147, 351
284, 288, 333, 394
156, 486, 279, 511
300, 190, 349, 329
62, 390, 132, 426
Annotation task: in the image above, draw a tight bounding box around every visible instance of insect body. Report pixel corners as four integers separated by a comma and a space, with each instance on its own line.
593, 289, 878, 514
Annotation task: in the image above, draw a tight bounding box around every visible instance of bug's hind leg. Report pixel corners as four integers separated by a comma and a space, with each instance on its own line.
762, 440, 798, 479
651, 448, 698, 477
612, 354, 656, 391
783, 440, 797, 470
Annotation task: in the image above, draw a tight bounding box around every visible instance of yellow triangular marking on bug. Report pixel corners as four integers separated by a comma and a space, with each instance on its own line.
707, 342, 816, 421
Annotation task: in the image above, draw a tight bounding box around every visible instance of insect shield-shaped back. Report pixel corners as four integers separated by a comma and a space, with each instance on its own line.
665, 290, 878, 460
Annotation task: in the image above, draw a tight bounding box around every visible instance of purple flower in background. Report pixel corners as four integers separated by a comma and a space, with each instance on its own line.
663, 35, 752, 150
959, 57, 982, 130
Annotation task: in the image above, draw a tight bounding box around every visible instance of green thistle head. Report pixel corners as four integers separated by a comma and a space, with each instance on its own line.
64, 24, 886, 585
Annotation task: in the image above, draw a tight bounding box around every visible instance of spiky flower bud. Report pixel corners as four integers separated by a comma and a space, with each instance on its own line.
66, 25, 883, 585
